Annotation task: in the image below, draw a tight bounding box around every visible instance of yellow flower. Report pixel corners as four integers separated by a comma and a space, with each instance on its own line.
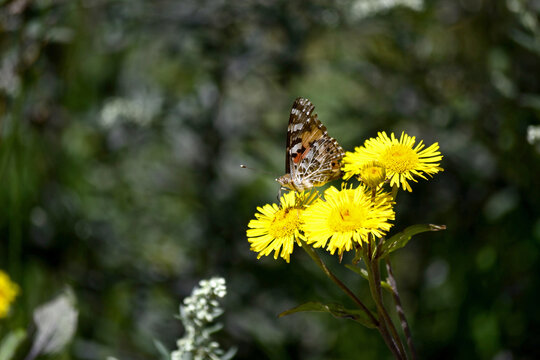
0, 270, 19, 318
342, 131, 443, 192
247, 191, 316, 263
303, 185, 395, 256
358, 161, 386, 189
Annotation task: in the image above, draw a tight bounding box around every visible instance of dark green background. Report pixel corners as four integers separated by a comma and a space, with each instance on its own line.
1, 1, 539, 359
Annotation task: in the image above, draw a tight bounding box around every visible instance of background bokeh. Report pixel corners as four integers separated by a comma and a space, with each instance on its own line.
2, 0, 540, 359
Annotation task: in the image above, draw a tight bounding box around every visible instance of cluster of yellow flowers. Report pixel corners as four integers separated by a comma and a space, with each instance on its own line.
247, 131, 443, 262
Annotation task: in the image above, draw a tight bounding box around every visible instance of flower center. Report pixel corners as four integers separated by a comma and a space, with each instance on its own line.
381, 144, 418, 173
328, 205, 368, 233
268, 208, 302, 238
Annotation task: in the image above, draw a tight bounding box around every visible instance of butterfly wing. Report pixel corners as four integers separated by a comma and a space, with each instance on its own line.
285, 98, 344, 189
294, 132, 344, 188
285, 98, 315, 174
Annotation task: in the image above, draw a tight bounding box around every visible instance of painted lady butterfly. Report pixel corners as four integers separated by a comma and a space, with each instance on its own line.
276, 98, 345, 192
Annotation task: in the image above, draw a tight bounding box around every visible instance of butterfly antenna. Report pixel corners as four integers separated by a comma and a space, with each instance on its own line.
240, 164, 274, 176
241, 164, 283, 202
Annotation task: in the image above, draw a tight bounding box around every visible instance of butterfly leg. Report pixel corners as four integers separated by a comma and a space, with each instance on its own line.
277, 186, 283, 204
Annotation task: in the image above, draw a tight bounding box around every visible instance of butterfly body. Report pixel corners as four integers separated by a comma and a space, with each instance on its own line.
276, 98, 345, 192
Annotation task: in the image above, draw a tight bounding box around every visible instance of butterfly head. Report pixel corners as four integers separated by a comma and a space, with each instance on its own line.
276, 173, 314, 192
276, 174, 294, 191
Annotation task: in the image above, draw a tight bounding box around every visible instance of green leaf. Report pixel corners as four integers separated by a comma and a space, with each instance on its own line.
153, 339, 170, 360
221, 347, 238, 360
378, 224, 446, 258
0, 329, 26, 360
345, 265, 393, 293
278, 301, 376, 328
345, 264, 368, 278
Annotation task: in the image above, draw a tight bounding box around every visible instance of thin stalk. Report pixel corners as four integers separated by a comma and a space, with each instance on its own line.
385, 258, 417, 360
363, 244, 407, 359
391, 184, 399, 201
364, 186, 406, 357
300, 241, 377, 326
5, 99, 23, 279
371, 255, 407, 359
299, 243, 406, 356
375, 316, 403, 360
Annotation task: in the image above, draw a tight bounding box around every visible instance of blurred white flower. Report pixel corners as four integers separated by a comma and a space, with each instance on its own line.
0, 52, 21, 97
171, 277, 235, 360
351, 0, 423, 19
100, 92, 162, 128
527, 125, 540, 144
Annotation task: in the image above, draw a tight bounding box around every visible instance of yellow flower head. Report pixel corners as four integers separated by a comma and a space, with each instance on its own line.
302, 185, 395, 256
247, 191, 316, 263
358, 161, 386, 189
342, 131, 443, 192
0, 270, 19, 318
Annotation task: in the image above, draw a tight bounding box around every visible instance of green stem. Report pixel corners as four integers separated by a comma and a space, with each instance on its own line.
300, 241, 378, 327
5, 97, 23, 279
300, 240, 402, 357
385, 258, 417, 360
391, 184, 399, 201
300, 243, 405, 356
365, 184, 405, 358
374, 317, 403, 359
372, 255, 407, 358
363, 243, 407, 359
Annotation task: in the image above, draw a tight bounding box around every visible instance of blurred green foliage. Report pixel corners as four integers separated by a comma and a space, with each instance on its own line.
1, 0, 540, 359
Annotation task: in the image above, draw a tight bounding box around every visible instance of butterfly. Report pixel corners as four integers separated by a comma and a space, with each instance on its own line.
276, 98, 345, 192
